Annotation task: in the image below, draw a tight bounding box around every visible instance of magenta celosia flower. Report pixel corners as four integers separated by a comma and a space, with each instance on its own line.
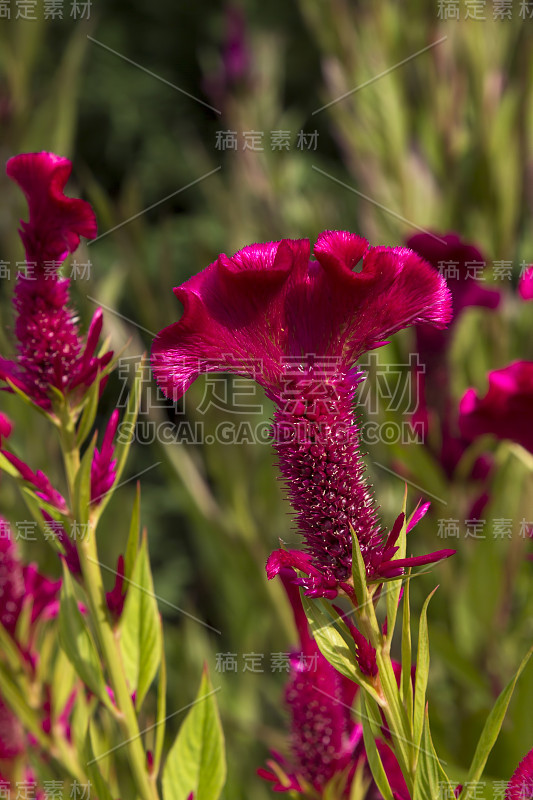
0, 152, 112, 408
258, 567, 364, 795
0, 520, 25, 636
375, 741, 410, 800
0, 770, 46, 800
0, 696, 25, 760
333, 603, 377, 677
203, 5, 252, 109
91, 409, 119, 504
0, 413, 12, 447
406, 232, 500, 474
105, 554, 127, 619
0, 518, 60, 639
506, 747, 533, 799
459, 361, 533, 454
152, 232, 454, 595
406, 232, 500, 330
519, 266, 533, 301
0, 520, 64, 787
41, 511, 81, 575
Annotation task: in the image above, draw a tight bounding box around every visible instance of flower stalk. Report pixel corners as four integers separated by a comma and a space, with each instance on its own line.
56, 396, 159, 800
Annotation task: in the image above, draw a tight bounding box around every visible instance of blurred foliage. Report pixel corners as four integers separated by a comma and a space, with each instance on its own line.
1, 0, 533, 796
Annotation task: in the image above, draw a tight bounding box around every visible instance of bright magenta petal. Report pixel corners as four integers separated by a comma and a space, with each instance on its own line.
459, 361, 533, 454
152, 232, 452, 402
152, 240, 309, 400
519, 266, 533, 301
6, 152, 96, 265
506, 747, 533, 799
312, 234, 452, 364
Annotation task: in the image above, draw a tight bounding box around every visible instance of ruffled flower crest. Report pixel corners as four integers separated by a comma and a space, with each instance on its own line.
152, 231, 452, 402
152, 231, 453, 595
0, 152, 112, 408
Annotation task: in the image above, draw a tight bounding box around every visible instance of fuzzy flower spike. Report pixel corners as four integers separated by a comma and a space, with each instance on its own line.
0, 152, 112, 408
152, 231, 455, 596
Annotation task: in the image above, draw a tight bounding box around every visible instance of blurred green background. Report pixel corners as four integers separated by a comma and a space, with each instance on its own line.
1, 1, 533, 796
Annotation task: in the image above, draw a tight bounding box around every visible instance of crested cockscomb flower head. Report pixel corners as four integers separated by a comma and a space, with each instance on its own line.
506, 747, 533, 799
407, 229, 500, 410
6, 152, 96, 265
406, 232, 500, 321
459, 360, 533, 455
152, 232, 451, 401
406, 231, 500, 416
152, 232, 453, 595
0, 152, 112, 408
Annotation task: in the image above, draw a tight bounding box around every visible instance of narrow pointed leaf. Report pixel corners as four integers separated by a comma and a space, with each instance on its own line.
162, 667, 226, 800
74, 432, 97, 525
119, 532, 162, 710
459, 646, 533, 800
413, 587, 438, 760
385, 490, 408, 644
301, 593, 382, 704
76, 374, 101, 447
153, 616, 167, 777
351, 525, 369, 608
361, 695, 395, 800
124, 482, 141, 582
401, 570, 413, 727
58, 564, 111, 708
413, 708, 440, 800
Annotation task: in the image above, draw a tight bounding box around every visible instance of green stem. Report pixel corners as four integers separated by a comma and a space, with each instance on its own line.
58, 403, 158, 800
77, 531, 158, 800
354, 599, 415, 792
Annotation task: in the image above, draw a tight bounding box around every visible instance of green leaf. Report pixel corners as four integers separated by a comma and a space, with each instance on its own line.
96, 356, 144, 518
70, 690, 96, 753
459, 646, 533, 800
58, 564, 111, 708
51, 648, 77, 724
153, 617, 167, 777
119, 532, 162, 710
76, 375, 101, 447
360, 694, 394, 800
85, 723, 115, 800
162, 667, 226, 800
124, 482, 141, 582
0, 451, 24, 478
413, 587, 438, 762
301, 594, 382, 704
74, 432, 97, 526
114, 359, 143, 466
400, 571, 413, 729
385, 490, 407, 644
301, 594, 356, 676
413, 709, 441, 800
0, 621, 28, 675
0, 662, 47, 747
5, 378, 56, 423
351, 525, 369, 609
